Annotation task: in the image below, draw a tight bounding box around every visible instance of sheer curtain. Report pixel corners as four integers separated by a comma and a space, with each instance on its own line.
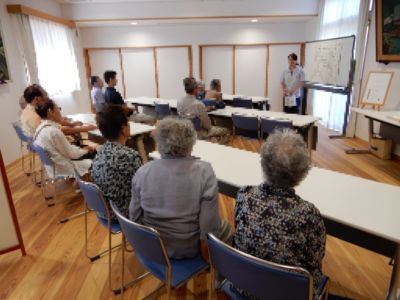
312, 0, 361, 132
29, 16, 80, 96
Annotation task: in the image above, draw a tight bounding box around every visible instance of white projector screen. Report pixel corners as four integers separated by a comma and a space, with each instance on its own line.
122, 48, 157, 98
157, 47, 190, 99
235, 45, 267, 97
304, 35, 355, 87
202, 47, 234, 94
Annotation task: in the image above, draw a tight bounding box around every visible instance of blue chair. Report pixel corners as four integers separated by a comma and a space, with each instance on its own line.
233, 98, 252, 109
30, 143, 72, 207
11, 121, 35, 176
110, 201, 209, 299
232, 113, 260, 140
207, 233, 329, 300
202, 99, 217, 107
260, 117, 294, 139
77, 179, 123, 293
155, 102, 171, 120
180, 114, 202, 131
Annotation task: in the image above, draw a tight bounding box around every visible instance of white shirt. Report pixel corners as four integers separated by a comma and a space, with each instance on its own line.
280, 65, 305, 99
91, 87, 105, 112
34, 120, 92, 177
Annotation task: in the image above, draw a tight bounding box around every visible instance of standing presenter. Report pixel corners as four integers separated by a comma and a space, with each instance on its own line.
280, 53, 305, 114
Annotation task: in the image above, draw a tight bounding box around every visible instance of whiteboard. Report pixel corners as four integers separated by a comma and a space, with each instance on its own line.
203, 47, 233, 94
304, 35, 355, 87
157, 47, 190, 99
268, 44, 301, 112
235, 46, 267, 97
88, 49, 124, 95
361, 71, 393, 106
121, 48, 157, 98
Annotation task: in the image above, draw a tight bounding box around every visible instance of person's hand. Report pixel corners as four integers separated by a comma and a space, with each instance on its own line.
72, 121, 83, 126
84, 145, 95, 153
85, 124, 97, 131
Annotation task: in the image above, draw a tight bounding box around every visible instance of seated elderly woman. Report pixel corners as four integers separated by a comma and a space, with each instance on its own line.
233, 129, 326, 299
33, 100, 95, 178
204, 79, 225, 109
91, 105, 142, 221
130, 117, 231, 259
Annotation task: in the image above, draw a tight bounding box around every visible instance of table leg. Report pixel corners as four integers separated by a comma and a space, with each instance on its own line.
345, 117, 373, 154
387, 244, 400, 300
307, 125, 313, 158
136, 135, 148, 163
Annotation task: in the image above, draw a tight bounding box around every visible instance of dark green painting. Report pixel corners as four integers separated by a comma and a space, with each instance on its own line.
0, 32, 10, 82
377, 0, 400, 61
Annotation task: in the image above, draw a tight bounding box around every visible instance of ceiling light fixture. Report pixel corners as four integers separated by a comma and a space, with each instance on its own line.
131, 22, 138, 25
251, 19, 258, 23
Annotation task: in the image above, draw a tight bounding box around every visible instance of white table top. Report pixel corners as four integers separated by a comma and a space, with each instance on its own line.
68, 113, 155, 137
222, 94, 269, 103
209, 106, 319, 128
150, 140, 400, 243
352, 107, 400, 127
126, 97, 178, 109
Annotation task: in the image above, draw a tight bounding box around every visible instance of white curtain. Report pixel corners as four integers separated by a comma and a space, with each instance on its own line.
29, 16, 80, 96
11, 14, 38, 84
312, 0, 361, 132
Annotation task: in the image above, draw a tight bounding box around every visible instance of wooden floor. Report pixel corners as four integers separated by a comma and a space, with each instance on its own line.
1, 126, 399, 300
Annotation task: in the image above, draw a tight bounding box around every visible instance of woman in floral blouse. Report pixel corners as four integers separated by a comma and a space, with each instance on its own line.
91, 105, 142, 221
233, 129, 326, 299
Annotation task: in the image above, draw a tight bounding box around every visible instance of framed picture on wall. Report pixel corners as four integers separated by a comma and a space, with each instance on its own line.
0, 28, 10, 83
376, 0, 400, 62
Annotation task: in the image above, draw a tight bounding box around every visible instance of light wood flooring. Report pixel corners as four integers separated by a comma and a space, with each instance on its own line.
0, 126, 399, 300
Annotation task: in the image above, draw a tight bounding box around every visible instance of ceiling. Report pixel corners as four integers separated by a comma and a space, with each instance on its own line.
55, 0, 229, 3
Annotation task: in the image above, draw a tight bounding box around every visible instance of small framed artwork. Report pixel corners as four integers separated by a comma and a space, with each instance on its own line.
376, 0, 400, 62
0, 29, 10, 83
360, 71, 393, 110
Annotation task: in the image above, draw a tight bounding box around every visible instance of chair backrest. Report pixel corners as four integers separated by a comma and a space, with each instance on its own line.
232, 114, 259, 131
11, 121, 32, 144
202, 99, 217, 107
110, 201, 169, 266
260, 118, 293, 136
207, 234, 312, 300
77, 179, 109, 216
180, 114, 201, 131
154, 102, 171, 119
31, 143, 53, 167
233, 98, 253, 109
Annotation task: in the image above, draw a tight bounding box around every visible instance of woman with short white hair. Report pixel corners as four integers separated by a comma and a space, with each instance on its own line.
130, 117, 232, 259
233, 129, 326, 299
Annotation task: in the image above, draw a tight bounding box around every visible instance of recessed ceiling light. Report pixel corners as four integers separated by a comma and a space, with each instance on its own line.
131, 22, 138, 25
251, 19, 258, 23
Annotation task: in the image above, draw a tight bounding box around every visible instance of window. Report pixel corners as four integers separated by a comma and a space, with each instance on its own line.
29, 16, 80, 96
312, 0, 360, 132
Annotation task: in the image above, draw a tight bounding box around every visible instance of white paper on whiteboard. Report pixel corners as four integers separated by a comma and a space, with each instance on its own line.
362, 72, 393, 105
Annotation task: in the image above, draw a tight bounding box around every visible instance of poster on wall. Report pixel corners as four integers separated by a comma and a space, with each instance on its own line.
0, 29, 10, 83
376, 0, 400, 62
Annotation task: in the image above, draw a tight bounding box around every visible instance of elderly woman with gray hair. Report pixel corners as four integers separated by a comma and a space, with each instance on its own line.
233, 129, 326, 299
129, 117, 232, 259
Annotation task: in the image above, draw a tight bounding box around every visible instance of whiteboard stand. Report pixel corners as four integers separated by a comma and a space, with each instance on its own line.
360, 71, 393, 111
0, 150, 26, 257
303, 35, 356, 138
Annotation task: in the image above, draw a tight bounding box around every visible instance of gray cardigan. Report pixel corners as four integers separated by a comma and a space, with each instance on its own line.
129, 156, 229, 259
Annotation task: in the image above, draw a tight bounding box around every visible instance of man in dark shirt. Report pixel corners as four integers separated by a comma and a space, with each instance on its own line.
103, 70, 155, 124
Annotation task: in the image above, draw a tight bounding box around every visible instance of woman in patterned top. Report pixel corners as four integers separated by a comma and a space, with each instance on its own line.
233, 129, 326, 299
91, 105, 142, 221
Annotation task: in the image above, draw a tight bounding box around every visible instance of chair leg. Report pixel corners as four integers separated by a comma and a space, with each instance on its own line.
113, 234, 151, 295
59, 210, 88, 224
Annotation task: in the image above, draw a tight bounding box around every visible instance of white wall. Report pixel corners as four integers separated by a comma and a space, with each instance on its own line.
0, 1, 89, 165
81, 22, 307, 108
61, 0, 319, 20
355, 6, 400, 155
